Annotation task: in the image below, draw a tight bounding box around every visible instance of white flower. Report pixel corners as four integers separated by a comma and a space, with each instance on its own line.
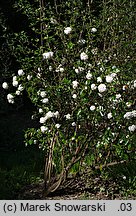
72, 94, 77, 99
72, 122, 76, 126
12, 80, 18, 87
59, 67, 64, 72
111, 73, 117, 78
91, 83, 97, 90
18, 84, 24, 91
91, 48, 98, 55
86, 72, 92, 80
39, 108, 43, 113
7, 94, 14, 100
37, 73, 41, 78
75, 67, 84, 74
122, 85, 127, 91
106, 75, 113, 83
27, 75, 32, 81
91, 27, 97, 33
124, 110, 136, 119
97, 77, 102, 83
100, 67, 104, 72
40, 126, 48, 133
107, 112, 112, 119
78, 39, 86, 44
42, 98, 49, 104
18, 69, 24, 76
65, 113, 71, 119
122, 176, 126, 180
116, 94, 121, 99
7, 94, 14, 103
40, 91, 47, 98
90, 105, 96, 111
128, 124, 136, 132
54, 111, 59, 118
80, 52, 88, 61
72, 80, 79, 89
49, 66, 53, 71
98, 84, 107, 93
2, 82, 8, 89
55, 124, 61, 129
75, 68, 79, 74
64, 27, 72, 34
40, 117, 46, 124
8, 99, 14, 104
38, 67, 41, 72
15, 90, 21, 95
13, 76, 17, 81
34, 140, 37, 144
126, 102, 132, 108
43, 51, 53, 60
46, 111, 54, 119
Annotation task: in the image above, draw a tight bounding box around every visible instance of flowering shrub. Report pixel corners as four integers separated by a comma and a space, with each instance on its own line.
2, 0, 136, 195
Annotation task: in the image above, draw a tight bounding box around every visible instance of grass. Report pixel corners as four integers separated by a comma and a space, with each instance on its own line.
0, 146, 44, 199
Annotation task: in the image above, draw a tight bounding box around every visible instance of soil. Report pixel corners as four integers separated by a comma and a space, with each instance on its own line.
18, 168, 135, 200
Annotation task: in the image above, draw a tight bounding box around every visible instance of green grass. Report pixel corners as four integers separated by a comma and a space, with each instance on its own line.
0, 146, 44, 199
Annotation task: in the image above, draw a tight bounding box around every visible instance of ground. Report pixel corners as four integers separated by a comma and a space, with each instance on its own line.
18, 165, 136, 200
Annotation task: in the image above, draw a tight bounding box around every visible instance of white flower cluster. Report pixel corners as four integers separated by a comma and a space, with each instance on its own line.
91, 27, 97, 33
65, 113, 71, 119
39, 108, 43, 113
40, 91, 47, 98
18, 69, 25, 76
75, 67, 84, 74
56, 64, 64, 72
55, 123, 61, 129
72, 94, 77, 99
72, 80, 79, 89
105, 73, 117, 83
40, 111, 59, 124
90, 105, 96, 111
40, 126, 48, 133
91, 83, 97, 90
78, 39, 86, 44
91, 48, 98, 55
107, 112, 112, 119
7, 94, 14, 104
42, 98, 49, 104
18, 84, 24, 92
27, 74, 32, 81
13, 76, 18, 87
43, 51, 53, 60
80, 52, 88, 61
98, 84, 107, 93
124, 110, 136, 119
86, 72, 92, 80
2, 82, 8, 89
97, 77, 102, 83
128, 124, 136, 132
64, 27, 72, 34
